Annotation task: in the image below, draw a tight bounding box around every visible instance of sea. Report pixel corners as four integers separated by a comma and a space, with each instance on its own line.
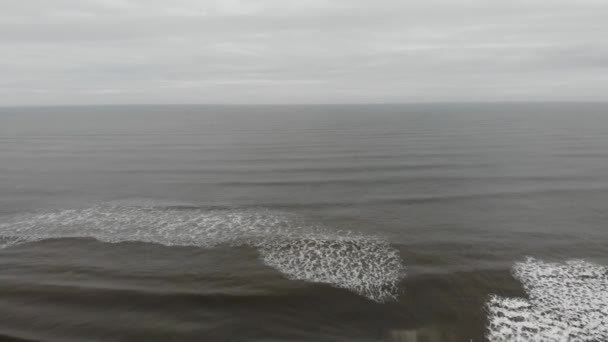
0, 103, 606, 341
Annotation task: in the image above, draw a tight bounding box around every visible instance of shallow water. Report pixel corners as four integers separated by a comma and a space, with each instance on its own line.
0, 103, 607, 341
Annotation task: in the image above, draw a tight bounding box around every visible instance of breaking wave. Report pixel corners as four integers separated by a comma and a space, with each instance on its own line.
486, 257, 608, 341
0, 203, 404, 302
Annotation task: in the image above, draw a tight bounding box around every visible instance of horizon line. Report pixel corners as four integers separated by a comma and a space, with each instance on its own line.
2, 100, 608, 109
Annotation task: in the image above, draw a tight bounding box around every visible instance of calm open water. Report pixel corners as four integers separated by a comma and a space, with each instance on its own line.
0, 103, 607, 341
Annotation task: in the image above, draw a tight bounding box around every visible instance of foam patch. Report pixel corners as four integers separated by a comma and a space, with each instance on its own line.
258, 233, 403, 301
487, 257, 608, 341
0, 204, 404, 302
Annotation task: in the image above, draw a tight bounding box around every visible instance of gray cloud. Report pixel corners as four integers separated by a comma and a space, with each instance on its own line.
1, 0, 607, 105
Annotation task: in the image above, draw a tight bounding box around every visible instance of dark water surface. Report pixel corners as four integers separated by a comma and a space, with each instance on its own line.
0, 103, 607, 341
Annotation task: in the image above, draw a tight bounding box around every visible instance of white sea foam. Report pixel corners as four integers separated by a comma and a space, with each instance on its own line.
0, 204, 404, 302
487, 257, 608, 342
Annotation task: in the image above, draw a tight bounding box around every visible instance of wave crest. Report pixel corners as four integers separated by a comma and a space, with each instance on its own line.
0, 204, 405, 302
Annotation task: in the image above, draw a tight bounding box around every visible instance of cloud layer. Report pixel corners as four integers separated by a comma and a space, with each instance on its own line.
2, 0, 607, 105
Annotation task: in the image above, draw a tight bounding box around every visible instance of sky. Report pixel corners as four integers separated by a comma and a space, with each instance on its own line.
1, 0, 607, 105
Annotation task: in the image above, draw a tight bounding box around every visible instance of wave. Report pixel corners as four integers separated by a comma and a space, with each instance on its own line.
0, 203, 405, 303
486, 257, 608, 341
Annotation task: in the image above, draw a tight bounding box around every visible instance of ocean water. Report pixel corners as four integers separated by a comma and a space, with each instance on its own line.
0, 103, 607, 341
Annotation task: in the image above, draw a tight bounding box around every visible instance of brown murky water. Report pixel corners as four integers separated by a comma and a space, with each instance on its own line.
0, 103, 607, 341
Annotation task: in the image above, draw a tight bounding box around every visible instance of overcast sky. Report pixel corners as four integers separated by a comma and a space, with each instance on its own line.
1, 0, 607, 105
